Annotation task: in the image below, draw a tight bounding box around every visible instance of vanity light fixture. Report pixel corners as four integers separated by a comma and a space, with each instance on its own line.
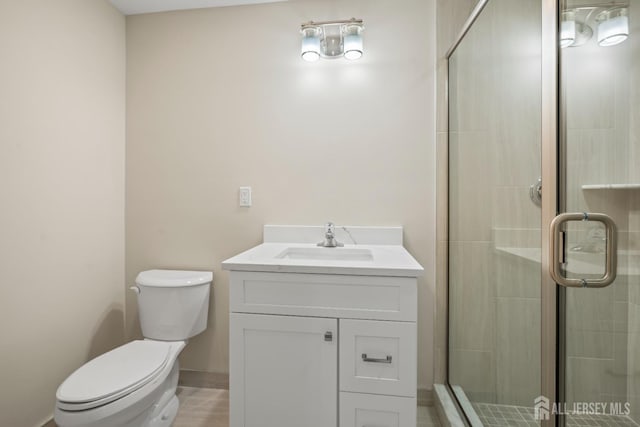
300, 18, 364, 62
560, 9, 593, 48
596, 7, 629, 47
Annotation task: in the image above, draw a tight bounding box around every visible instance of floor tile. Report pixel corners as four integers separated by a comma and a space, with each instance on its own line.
175, 387, 442, 426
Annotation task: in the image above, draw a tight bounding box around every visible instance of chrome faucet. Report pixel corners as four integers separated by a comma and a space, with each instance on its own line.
317, 222, 344, 247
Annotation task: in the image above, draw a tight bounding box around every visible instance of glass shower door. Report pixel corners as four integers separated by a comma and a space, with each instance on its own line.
557, 0, 640, 425
447, 0, 543, 424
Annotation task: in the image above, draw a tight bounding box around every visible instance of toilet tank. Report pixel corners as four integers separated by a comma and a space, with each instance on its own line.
134, 269, 212, 341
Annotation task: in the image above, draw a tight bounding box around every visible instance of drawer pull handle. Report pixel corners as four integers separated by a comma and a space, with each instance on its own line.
361, 353, 392, 364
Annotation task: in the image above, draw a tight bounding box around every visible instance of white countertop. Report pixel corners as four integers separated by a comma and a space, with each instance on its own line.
222, 242, 424, 277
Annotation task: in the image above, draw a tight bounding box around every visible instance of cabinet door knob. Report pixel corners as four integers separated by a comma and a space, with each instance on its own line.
324, 331, 333, 342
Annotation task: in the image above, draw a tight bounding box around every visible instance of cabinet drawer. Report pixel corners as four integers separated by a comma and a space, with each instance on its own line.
340, 319, 416, 397
230, 271, 417, 321
340, 392, 416, 427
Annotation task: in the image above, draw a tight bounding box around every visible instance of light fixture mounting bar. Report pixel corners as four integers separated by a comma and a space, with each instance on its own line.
301, 18, 363, 30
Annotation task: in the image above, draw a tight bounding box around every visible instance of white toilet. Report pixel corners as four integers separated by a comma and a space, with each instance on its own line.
54, 269, 212, 427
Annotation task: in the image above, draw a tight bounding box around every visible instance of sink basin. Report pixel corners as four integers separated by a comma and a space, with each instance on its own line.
275, 247, 374, 262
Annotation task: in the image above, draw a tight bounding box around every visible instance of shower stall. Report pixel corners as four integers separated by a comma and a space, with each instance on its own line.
445, 0, 640, 425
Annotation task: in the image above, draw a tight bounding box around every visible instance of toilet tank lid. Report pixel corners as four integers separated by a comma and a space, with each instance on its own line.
135, 269, 213, 287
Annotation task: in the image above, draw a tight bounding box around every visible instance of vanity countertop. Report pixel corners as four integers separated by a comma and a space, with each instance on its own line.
222, 225, 424, 277
222, 242, 424, 277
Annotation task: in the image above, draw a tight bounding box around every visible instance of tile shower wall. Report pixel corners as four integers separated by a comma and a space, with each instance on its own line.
447, 7, 496, 400
489, 0, 541, 406
562, 2, 639, 412
434, 0, 482, 387
447, 0, 542, 406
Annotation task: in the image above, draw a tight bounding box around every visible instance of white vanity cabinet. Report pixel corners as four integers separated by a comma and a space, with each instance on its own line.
228, 271, 418, 427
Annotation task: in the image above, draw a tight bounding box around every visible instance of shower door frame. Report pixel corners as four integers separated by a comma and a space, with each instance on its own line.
541, 1, 560, 427
444, 0, 561, 425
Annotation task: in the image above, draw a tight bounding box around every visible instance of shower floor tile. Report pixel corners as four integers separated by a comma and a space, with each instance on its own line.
472, 402, 640, 427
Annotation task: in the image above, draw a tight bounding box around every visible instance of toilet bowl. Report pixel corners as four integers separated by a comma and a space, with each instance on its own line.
54, 270, 212, 427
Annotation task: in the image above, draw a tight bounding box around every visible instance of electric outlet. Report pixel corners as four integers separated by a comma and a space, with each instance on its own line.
239, 187, 252, 207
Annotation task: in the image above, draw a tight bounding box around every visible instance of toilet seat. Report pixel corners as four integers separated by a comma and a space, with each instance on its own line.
56, 340, 172, 411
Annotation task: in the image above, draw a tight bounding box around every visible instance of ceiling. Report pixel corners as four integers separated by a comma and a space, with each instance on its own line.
109, 0, 288, 15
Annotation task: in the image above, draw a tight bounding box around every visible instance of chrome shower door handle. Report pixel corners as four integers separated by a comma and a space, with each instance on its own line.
549, 212, 618, 288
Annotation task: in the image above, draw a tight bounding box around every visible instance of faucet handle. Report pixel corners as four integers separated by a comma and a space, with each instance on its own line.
318, 222, 343, 247
325, 222, 335, 236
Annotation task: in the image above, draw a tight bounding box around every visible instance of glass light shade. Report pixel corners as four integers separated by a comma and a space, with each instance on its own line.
343, 25, 363, 60
302, 50, 320, 62
598, 10, 629, 47
560, 11, 577, 48
560, 19, 576, 48
301, 28, 321, 62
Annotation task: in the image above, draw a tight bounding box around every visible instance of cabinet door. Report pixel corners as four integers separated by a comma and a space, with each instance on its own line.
230, 313, 338, 427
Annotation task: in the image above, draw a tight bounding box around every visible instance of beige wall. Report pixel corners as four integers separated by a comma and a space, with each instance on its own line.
126, 0, 437, 389
0, 1, 125, 426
